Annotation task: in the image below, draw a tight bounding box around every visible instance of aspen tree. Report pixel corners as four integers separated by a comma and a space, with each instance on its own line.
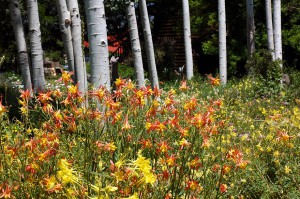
126, 1, 145, 88
8, 0, 32, 92
27, 0, 46, 92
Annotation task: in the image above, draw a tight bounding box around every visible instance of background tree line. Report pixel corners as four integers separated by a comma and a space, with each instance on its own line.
0, 0, 300, 85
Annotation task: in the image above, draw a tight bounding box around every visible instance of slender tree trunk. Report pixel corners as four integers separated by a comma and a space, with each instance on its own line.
182, 0, 193, 80
8, 0, 32, 92
56, 0, 75, 74
273, 0, 282, 67
246, 0, 255, 57
67, 0, 87, 94
85, 0, 110, 90
126, 1, 145, 88
218, 0, 227, 84
27, 0, 45, 92
139, 0, 159, 89
265, 0, 275, 60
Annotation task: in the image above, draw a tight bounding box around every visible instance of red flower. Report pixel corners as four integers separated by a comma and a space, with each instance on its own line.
0, 98, 6, 115
122, 114, 133, 131
139, 138, 152, 149
156, 141, 172, 154
189, 157, 202, 170
37, 91, 53, 105
185, 180, 202, 191
20, 89, 32, 101
276, 131, 294, 142
219, 183, 227, 193
0, 183, 13, 198
25, 164, 37, 174
165, 154, 177, 167
207, 75, 220, 86
179, 80, 189, 91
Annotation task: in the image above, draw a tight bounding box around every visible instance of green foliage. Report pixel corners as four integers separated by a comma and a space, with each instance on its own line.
118, 63, 135, 80
202, 40, 218, 55
245, 49, 282, 95
283, 25, 300, 52
0, 72, 22, 119
154, 38, 177, 81
44, 50, 63, 63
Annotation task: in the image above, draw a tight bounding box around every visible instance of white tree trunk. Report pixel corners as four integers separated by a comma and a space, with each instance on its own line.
126, 1, 145, 88
67, 0, 87, 94
265, 0, 275, 60
273, 0, 282, 66
8, 0, 32, 92
139, 0, 159, 89
56, 0, 75, 74
182, 0, 193, 80
27, 0, 45, 92
246, 0, 255, 57
218, 0, 227, 84
85, 0, 110, 90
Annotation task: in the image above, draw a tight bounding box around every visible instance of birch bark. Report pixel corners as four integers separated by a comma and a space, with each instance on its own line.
273, 0, 282, 67
8, 0, 32, 92
139, 0, 159, 88
67, 0, 87, 93
56, 0, 75, 74
246, 0, 255, 57
126, 1, 145, 88
265, 0, 275, 60
182, 0, 193, 80
27, 0, 45, 92
218, 0, 227, 84
85, 0, 110, 90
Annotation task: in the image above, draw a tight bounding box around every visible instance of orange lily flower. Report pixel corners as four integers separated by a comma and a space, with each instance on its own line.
207, 75, 220, 86
122, 114, 133, 131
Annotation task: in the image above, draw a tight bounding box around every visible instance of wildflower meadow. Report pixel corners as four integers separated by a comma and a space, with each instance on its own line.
0, 71, 299, 198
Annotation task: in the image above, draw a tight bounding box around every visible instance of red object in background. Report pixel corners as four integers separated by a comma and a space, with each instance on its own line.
84, 41, 89, 48
84, 35, 125, 54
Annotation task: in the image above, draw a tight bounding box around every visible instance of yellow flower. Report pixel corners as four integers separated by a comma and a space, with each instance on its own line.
133, 153, 152, 174
115, 158, 125, 168
256, 143, 264, 152
142, 171, 156, 185
113, 170, 125, 182
91, 183, 118, 197
64, 188, 77, 199
261, 108, 266, 115
132, 151, 156, 185
57, 159, 79, 185
122, 192, 139, 199
44, 175, 57, 190
273, 151, 280, 158
104, 185, 118, 192
61, 71, 72, 83
68, 85, 78, 95
20, 107, 28, 115
18, 99, 26, 106
106, 142, 117, 152
284, 166, 291, 174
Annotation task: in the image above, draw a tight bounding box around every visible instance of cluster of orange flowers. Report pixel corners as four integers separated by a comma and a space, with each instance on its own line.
0, 72, 252, 198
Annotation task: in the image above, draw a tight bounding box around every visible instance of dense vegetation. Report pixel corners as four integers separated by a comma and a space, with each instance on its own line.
0, 71, 299, 198
1, 0, 300, 198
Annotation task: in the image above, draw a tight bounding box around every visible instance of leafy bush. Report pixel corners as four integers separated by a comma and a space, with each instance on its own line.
245, 49, 283, 96
118, 63, 135, 80
0, 72, 23, 119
